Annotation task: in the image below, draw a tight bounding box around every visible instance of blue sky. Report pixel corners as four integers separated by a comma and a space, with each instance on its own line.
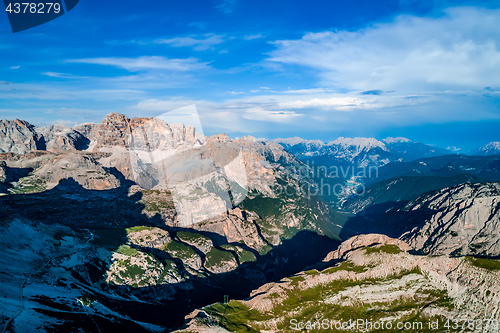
1, 0, 500, 151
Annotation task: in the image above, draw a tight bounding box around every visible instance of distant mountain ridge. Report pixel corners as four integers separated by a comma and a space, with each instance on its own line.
270, 136, 453, 167
470, 141, 500, 156
369, 154, 500, 186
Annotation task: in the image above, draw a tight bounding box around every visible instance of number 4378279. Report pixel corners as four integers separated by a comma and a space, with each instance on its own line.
5, 3, 62, 14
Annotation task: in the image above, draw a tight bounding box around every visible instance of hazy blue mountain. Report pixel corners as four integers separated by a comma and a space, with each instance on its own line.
270, 136, 452, 168
368, 154, 500, 186
470, 141, 500, 156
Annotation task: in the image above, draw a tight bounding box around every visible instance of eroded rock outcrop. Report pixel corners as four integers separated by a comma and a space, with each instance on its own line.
35, 124, 89, 151
35, 153, 120, 190
0, 119, 40, 154
396, 182, 500, 257
323, 233, 411, 261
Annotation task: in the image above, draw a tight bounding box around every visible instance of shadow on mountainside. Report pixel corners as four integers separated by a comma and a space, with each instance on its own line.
0, 177, 340, 332
338, 201, 437, 242
0, 165, 34, 194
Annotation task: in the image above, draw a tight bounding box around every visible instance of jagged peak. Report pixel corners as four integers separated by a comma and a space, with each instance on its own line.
239, 135, 257, 143
477, 141, 500, 150
270, 137, 325, 146
208, 133, 232, 143
103, 112, 130, 123
1, 118, 37, 129
470, 141, 500, 156
382, 137, 411, 144
328, 137, 387, 150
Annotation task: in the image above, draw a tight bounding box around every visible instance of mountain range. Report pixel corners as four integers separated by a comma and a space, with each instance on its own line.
0, 114, 347, 332
271, 136, 500, 169
270, 136, 454, 168
1, 115, 500, 332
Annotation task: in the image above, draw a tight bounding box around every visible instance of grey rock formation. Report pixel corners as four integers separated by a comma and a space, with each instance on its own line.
0, 119, 40, 154
1, 119, 90, 154
399, 182, 500, 257
323, 233, 411, 261
35, 153, 121, 190
72, 122, 97, 140
35, 124, 89, 151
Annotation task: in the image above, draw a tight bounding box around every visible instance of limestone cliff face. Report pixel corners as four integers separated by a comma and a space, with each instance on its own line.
90, 113, 131, 149
88, 113, 205, 151
394, 182, 500, 257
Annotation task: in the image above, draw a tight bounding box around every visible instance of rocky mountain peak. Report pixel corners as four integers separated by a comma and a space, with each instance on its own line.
102, 112, 131, 126
329, 137, 388, 151
471, 141, 500, 156
270, 137, 325, 147
92, 113, 132, 148
208, 133, 232, 143
382, 137, 411, 144
0, 118, 40, 154
398, 181, 500, 257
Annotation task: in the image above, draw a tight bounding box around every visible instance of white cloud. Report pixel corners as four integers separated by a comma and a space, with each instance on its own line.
41, 72, 89, 79
242, 107, 303, 123
269, 7, 500, 92
66, 56, 209, 72
244, 33, 265, 40
155, 34, 225, 51
278, 96, 367, 110
10, 66, 20, 70
0, 80, 145, 101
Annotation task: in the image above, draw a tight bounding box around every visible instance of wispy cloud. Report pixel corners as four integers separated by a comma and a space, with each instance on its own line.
242, 107, 303, 123
278, 96, 367, 110
215, 0, 236, 14
244, 33, 265, 40
42, 72, 89, 79
155, 34, 225, 51
66, 56, 209, 72
10, 66, 20, 70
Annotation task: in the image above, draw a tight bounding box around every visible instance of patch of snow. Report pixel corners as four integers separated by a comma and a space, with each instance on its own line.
382, 137, 411, 144
269, 137, 325, 146
328, 137, 387, 151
